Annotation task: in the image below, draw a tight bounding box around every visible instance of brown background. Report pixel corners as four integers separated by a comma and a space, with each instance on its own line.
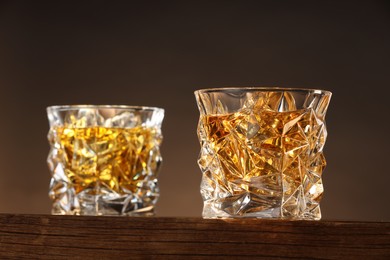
0, 1, 389, 221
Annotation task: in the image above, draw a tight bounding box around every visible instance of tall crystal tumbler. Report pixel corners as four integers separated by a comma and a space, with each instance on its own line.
47, 105, 164, 216
195, 88, 332, 219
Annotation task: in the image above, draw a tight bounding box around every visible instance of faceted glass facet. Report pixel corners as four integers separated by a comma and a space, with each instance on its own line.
195, 88, 331, 219
47, 105, 164, 216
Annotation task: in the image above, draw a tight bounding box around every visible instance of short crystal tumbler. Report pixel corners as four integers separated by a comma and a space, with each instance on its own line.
195, 88, 332, 219
47, 105, 164, 216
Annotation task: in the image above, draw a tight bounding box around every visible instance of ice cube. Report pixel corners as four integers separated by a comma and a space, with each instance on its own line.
69, 108, 104, 127
104, 111, 140, 128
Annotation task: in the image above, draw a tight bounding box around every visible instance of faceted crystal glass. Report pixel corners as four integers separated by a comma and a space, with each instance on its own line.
195, 88, 332, 219
47, 105, 164, 216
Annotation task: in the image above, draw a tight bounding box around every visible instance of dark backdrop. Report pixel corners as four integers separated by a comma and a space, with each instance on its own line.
0, 1, 389, 220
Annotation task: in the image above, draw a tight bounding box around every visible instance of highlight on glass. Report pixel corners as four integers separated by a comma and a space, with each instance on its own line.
47, 105, 164, 216
195, 87, 332, 219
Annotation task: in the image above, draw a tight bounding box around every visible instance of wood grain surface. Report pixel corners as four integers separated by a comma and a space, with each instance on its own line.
0, 214, 389, 259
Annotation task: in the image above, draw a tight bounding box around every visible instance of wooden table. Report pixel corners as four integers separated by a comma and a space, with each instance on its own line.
0, 214, 389, 259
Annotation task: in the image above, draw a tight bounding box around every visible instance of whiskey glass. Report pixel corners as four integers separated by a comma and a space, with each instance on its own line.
195, 88, 331, 219
47, 105, 164, 216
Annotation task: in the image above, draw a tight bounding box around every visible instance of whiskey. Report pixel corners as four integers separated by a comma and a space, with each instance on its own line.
47, 126, 162, 215
198, 107, 326, 219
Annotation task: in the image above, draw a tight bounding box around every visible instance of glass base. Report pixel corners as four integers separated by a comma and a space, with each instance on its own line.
50, 189, 156, 216
202, 199, 321, 220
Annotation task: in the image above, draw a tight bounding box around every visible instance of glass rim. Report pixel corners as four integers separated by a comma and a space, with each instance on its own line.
47, 104, 164, 113
194, 87, 332, 96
